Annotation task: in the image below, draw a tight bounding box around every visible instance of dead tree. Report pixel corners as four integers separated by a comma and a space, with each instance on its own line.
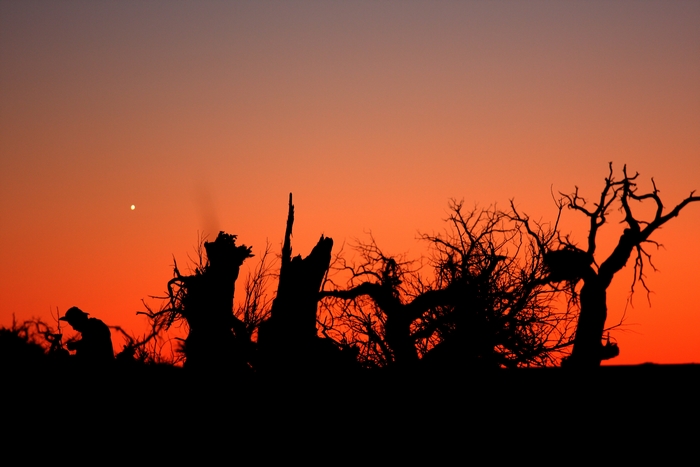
549, 163, 700, 368
320, 203, 565, 369
165, 231, 253, 371
257, 194, 336, 371
321, 251, 453, 367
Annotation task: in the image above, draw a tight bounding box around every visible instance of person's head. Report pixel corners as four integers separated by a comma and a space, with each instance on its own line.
59, 306, 89, 332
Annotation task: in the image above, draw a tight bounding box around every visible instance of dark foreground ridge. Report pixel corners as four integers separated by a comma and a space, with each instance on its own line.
3, 165, 700, 434
5, 362, 700, 437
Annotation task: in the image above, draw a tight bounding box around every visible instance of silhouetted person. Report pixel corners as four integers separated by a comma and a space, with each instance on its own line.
59, 307, 114, 364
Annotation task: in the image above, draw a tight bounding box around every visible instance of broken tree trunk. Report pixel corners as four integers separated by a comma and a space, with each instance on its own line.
258, 194, 335, 371
169, 231, 253, 371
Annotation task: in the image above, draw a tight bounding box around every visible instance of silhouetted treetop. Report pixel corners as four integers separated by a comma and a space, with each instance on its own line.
320, 202, 568, 369
543, 163, 700, 367
115, 164, 699, 372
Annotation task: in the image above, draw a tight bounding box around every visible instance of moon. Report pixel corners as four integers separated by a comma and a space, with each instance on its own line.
130, 205, 136, 210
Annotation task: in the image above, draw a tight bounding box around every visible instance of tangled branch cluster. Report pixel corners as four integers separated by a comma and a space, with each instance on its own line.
319, 201, 572, 368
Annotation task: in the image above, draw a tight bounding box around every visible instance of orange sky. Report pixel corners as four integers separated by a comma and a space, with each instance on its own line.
1, 1, 698, 364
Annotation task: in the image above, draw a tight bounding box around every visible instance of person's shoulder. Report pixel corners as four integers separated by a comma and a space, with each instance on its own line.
86, 318, 110, 331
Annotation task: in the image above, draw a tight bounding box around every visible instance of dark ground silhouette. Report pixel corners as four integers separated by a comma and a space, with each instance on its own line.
3, 164, 700, 433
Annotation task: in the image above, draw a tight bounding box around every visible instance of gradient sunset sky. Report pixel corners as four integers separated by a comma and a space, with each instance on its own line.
1, 1, 698, 364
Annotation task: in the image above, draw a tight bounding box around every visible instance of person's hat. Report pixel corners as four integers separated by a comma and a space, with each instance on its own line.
59, 307, 89, 323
